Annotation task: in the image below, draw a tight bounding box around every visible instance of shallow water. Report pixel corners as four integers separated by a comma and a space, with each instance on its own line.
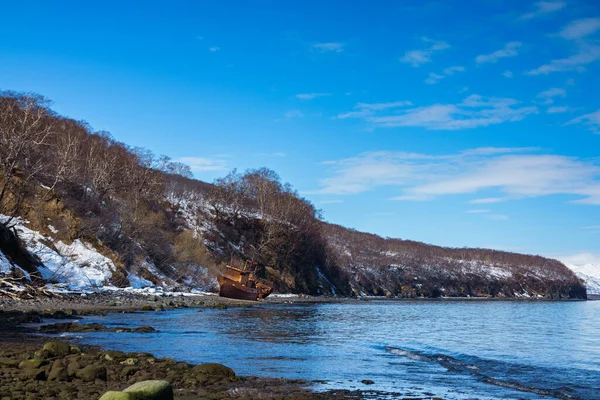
74, 300, 600, 399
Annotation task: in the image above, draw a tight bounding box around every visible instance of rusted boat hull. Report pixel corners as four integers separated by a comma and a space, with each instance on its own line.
218, 275, 264, 301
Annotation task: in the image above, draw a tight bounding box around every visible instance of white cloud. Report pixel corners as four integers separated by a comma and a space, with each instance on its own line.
487, 214, 509, 220
295, 93, 332, 100
425, 66, 465, 84
313, 148, 600, 205
558, 18, 600, 40
336, 101, 412, 119
209, 46, 220, 52
547, 106, 571, 114
476, 42, 522, 64
312, 42, 345, 53
519, 1, 566, 20
583, 225, 600, 230
566, 109, 600, 132
503, 70, 514, 78
316, 199, 344, 204
347, 94, 538, 130
526, 43, 600, 74
401, 37, 450, 67
284, 110, 304, 118
537, 87, 566, 104
178, 157, 227, 172
466, 209, 491, 213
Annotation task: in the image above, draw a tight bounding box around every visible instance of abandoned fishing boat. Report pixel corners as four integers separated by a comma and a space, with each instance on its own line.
217, 261, 273, 301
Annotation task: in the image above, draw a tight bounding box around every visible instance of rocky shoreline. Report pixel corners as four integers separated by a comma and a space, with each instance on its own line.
0, 293, 447, 400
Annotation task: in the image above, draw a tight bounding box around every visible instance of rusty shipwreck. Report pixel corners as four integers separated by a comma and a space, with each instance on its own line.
217, 261, 273, 301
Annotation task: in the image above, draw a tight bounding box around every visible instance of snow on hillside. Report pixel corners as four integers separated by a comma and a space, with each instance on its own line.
0, 215, 214, 294
560, 253, 600, 295
1, 215, 116, 290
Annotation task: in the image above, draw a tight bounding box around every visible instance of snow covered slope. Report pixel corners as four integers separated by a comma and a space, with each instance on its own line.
560, 253, 600, 295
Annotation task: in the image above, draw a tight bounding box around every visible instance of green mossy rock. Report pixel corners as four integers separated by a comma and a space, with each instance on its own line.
42, 341, 70, 357
192, 363, 235, 377
123, 380, 173, 400
75, 365, 107, 382
140, 305, 154, 311
105, 350, 127, 361
99, 391, 134, 400
19, 358, 49, 369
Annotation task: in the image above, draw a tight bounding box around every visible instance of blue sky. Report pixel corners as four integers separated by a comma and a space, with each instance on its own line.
1, 0, 599, 264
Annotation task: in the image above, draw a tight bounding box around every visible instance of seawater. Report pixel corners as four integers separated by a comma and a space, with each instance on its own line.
73, 300, 600, 400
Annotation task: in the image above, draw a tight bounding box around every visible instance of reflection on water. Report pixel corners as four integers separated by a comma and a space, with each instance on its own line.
77, 300, 600, 400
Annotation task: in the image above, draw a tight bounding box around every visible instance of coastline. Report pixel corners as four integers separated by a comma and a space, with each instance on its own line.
1, 291, 595, 399
0, 293, 447, 400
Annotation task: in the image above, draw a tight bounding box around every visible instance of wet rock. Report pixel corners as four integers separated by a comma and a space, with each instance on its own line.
140, 305, 154, 311
19, 359, 49, 369
47, 361, 68, 381
361, 379, 375, 385
105, 350, 127, 361
75, 365, 107, 382
192, 363, 235, 377
67, 360, 81, 377
24, 367, 46, 380
121, 366, 140, 377
123, 380, 174, 400
42, 341, 71, 357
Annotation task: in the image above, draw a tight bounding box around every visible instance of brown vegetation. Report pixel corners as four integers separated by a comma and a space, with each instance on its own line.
0, 91, 587, 299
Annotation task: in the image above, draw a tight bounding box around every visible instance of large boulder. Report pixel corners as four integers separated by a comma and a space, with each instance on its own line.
42, 341, 71, 357
192, 363, 235, 377
123, 380, 173, 400
75, 365, 107, 382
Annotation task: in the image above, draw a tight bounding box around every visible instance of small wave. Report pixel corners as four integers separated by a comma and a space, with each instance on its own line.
385, 346, 577, 400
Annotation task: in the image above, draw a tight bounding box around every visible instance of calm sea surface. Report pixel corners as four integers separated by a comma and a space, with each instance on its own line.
73, 300, 600, 400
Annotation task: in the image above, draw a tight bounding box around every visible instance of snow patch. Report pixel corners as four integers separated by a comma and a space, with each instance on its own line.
128, 273, 154, 289
0, 251, 12, 275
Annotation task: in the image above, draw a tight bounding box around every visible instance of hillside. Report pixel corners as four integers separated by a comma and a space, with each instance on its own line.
0, 91, 587, 299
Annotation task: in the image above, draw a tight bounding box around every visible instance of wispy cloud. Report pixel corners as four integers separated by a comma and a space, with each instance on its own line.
209, 46, 220, 52
558, 18, 600, 40
519, 1, 566, 20
465, 209, 491, 213
503, 70, 514, 78
425, 66, 465, 84
178, 156, 227, 172
476, 42, 522, 64
583, 225, 600, 230
313, 148, 600, 205
284, 110, 304, 118
400, 37, 450, 67
537, 87, 566, 104
566, 109, 600, 132
295, 93, 332, 100
316, 199, 344, 204
336, 101, 412, 119
547, 106, 571, 114
487, 214, 509, 220
312, 42, 345, 53
337, 94, 538, 130
526, 43, 600, 74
